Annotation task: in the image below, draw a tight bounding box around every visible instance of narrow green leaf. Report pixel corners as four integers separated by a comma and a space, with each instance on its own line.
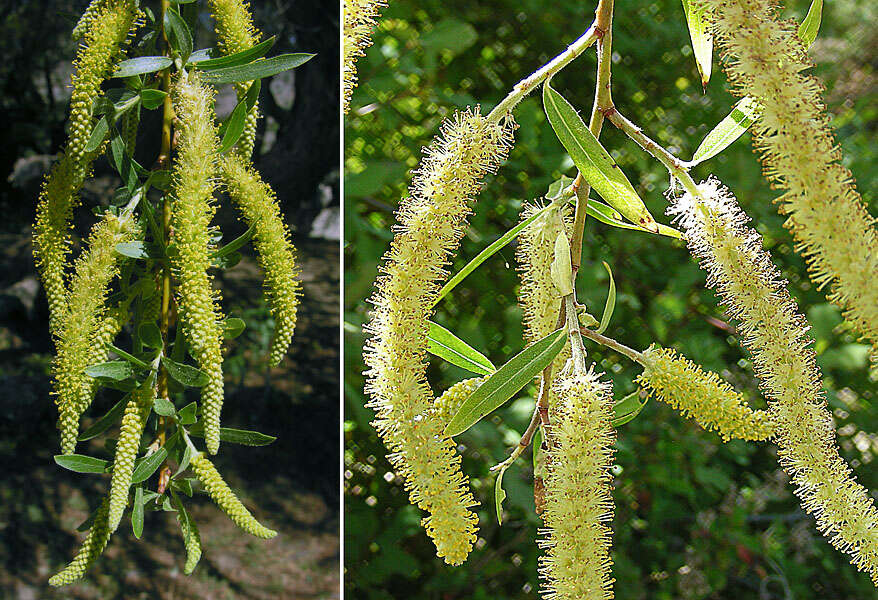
217, 100, 249, 153
153, 397, 177, 417
612, 390, 649, 427
78, 397, 128, 441
116, 241, 151, 259
681, 0, 713, 89
690, 96, 761, 165
186, 47, 214, 64
494, 465, 508, 525
532, 427, 543, 473
174, 443, 193, 476
140, 89, 168, 110
193, 36, 277, 69
161, 357, 209, 388
85, 116, 109, 152
200, 53, 315, 84
243, 79, 261, 111
85, 360, 135, 380
131, 447, 168, 484
171, 478, 194, 497
132, 486, 145, 538
109, 344, 152, 369
222, 317, 246, 340
54, 454, 109, 474
427, 321, 496, 376
211, 223, 256, 259
798, 0, 823, 49
139, 322, 163, 348
212, 251, 242, 269
597, 261, 616, 335
543, 81, 658, 232
163, 8, 192, 62
187, 425, 276, 446
585, 199, 683, 239
445, 329, 567, 437
147, 169, 172, 192
113, 56, 173, 78
178, 402, 198, 425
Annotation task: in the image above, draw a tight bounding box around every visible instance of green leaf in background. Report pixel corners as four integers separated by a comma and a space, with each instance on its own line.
584, 199, 683, 239
211, 222, 256, 259
112, 56, 173, 78
217, 100, 248, 153
78, 397, 128, 441
427, 321, 496, 375
178, 402, 198, 425
690, 96, 761, 165
612, 390, 649, 427
193, 36, 277, 69
244, 79, 261, 111
139, 322, 163, 348
109, 344, 152, 370
597, 261, 616, 335
85, 360, 135, 381
174, 444, 193, 476
164, 8, 193, 62
116, 241, 152, 259
188, 425, 277, 446
131, 448, 168, 484
543, 81, 658, 232
54, 454, 109, 474
420, 19, 477, 58
200, 53, 315, 84
445, 329, 567, 437
494, 465, 509, 525
222, 317, 246, 340
161, 357, 209, 388
153, 397, 177, 417
132, 486, 144, 538
680, 0, 712, 89
140, 89, 168, 110
85, 116, 109, 152
798, 0, 824, 48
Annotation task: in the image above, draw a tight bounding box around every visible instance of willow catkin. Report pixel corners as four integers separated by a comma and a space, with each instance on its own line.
363, 108, 514, 565
637, 345, 773, 442
33, 0, 140, 333
190, 453, 277, 538
48, 498, 112, 587
54, 213, 135, 454
343, 0, 386, 113
107, 379, 156, 532
539, 367, 615, 600
221, 153, 300, 365
208, 0, 260, 159
170, 74, 226, 456
178, 510, 202, 574
671, 177, 878, 583
72, 0, 106, 41
704, 0, 878, 359
81, 306, 128, 415
433, 376, 485, 425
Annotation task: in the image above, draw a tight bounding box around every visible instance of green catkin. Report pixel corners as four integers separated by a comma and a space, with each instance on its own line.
363, 108, 514, 565
637, 345, 773, 442
208, 0, 260, 159
178, 511, 202, 574
170, 74, 226, 456
33, 0, 141, 333
221, 154, 300, 365
107, 379, 156, 532
190, 453, 277, 538
122, 106, 140, 156
433, 377, 485, 425
671, 177, 878, 583
72, 0, 106, 41
704, 0, 878, 360
540, 367, 615, 600
343, 0, 386, 113
48, 498, 112, 587
54, 213, 135, 454
81, 306, 128, 412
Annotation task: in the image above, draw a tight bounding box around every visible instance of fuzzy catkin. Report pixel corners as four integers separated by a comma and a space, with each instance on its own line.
107, 379, 155, 532
540, 367, 615, 600
343, 0, 386, 113
48, 498, 112, 587
704, 0, 878, 359
178, 511, 202, 574
54, 213, 135, 454
33, 0, 140, 333
221, 154, 300, 365
190, 453, 277, 538
363, 108, 514, 565
72, 0, 106, 41
671, 177, 878, 583
433, 377, 485, 425
208, 0, 260, 159
81, 306, 128, 414
170, 74, 226, 456
638, 345, 773, 442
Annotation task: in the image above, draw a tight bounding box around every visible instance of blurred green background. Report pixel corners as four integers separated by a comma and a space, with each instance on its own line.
344, 0, 875, 598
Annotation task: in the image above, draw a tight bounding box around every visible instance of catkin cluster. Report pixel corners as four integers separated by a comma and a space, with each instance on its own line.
343, 0, 386, 112
170, 74, 226, 456
638, 345, 773, 442
671, 177, 878, 583
363, 108, 514, 564
704, 0, 878, 360
221, 154, 300, 365
540, 367, 615, 600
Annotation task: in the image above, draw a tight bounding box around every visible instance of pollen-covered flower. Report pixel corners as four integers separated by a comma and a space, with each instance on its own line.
170, 74, 226, 455
72, 0, 106, 41
190, 453, 277, 539
671, 177, 878, 583
343, 0, 386, 113
363, 108, 514, 565
704, 0, 878, 360
221, 153, 300, 366
53, 213, 135, 454
433, 376, 485, 424
48, 498, 112, 587
540, 367, 615, 600
638, 345, 773, 442
107, 379, 156, 532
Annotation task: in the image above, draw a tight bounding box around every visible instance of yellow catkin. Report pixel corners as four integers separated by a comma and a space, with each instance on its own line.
540, 367, 615, 600
54, 213, 135, 454
81, 306, 128, 415
363, 108, 514, 565
107, 379, 156, 532
170, 74, 226, 456
48, 498, 112, 587
179, 510, 202, 574
637, 345, 773, 442
704, 0, 878, 360
343, 0, 386, 113
221, 154, 300, 365
671, 177, 878, 583
433, 376, 485, 425
33, 0, 140, 333
190, 453, 277, 538
72, 0, 107, 41
208, 0, 261, 159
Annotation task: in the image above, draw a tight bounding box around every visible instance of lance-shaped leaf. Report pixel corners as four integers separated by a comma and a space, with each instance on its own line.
690, 96, 761, 166
161, 357, 209, 388
200, 54, 315, 85
597, 261, 616, 335
187, 424, 276, 446
798, 0, 824, 49
543, 81, 658, 232
54, 454, 109, 474
494, 465, 509, 525
113, 56, 174, 78
132, 485, 145, 539
85, 360, 135, 381
217, 100, 248, 154
131, 447, 168, 484
192, 36, 277, 69
612, 390, 649, 427
445, 329, 567, 437
681, 0, 712, 89
427, 321, 496, 376
78, 397, 128, 441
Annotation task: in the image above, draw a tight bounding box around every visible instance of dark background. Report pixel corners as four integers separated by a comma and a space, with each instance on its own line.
344, 0, 875, 598
0, 1, 339, 598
